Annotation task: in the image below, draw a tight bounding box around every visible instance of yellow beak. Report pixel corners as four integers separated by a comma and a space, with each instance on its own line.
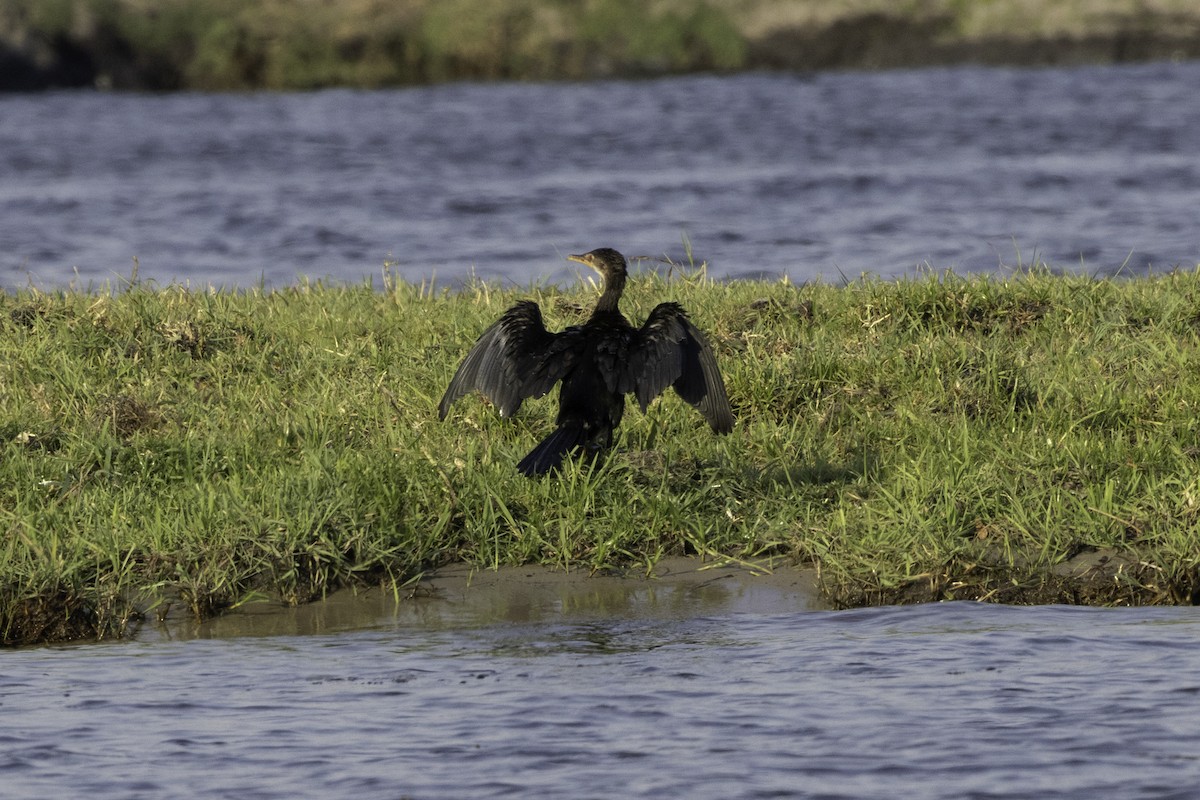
567, 253, 600, 271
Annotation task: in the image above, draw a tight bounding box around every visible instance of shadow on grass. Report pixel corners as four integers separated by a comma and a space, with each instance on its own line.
749, 444, 882, 489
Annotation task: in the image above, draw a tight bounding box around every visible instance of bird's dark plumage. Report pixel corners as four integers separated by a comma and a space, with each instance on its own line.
439, 248, 733, 476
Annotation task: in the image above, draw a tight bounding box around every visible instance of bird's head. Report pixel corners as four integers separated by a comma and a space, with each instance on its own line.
567, 248, 628, 281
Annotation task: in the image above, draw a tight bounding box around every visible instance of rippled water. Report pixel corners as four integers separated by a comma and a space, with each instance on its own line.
5, 602, 1200, 799
2, 61, 1198, 290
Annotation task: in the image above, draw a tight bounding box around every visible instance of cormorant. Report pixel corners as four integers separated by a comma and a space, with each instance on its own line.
438, 247, 734, 476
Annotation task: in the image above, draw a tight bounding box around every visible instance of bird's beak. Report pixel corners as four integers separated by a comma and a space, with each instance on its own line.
567, 253, 597, 272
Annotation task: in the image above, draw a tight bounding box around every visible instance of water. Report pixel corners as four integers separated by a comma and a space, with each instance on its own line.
4, 601, 1200, 799
2, 61, 1199, 291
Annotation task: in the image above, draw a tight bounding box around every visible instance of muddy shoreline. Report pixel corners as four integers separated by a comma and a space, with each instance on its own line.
141, 547, 1183, 644
144, 557, 822, 643
26, 546, 1192, 648
748, 14, 1200, 73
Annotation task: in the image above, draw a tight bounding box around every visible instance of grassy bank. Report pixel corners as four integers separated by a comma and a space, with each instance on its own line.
4, 265, 1200, 645
2, 0, 1199, 91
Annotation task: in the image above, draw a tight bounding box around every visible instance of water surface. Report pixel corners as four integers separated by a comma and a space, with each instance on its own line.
4, 601, 1200, 799
2, 62, 1198, 290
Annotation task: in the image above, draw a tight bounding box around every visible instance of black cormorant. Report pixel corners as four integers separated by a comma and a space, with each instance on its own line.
438, 247, 734, 476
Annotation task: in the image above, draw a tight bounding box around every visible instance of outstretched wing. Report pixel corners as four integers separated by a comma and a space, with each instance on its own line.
438, 301, 580, 419
626, 302, 734, 433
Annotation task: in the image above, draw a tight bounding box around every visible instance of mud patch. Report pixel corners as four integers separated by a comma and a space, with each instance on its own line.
147, 557, 822, 642
747, 12, 1200, 72
834, 548, 1199, 609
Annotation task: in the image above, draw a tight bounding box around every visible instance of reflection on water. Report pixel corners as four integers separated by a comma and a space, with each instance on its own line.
4, 600, 1200, 799
162, 558, 821, 641
2, 62, 1199, 290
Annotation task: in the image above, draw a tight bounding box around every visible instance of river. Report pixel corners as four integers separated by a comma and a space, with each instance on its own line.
4, 596, 1200, 799
2, 61, 1198, 290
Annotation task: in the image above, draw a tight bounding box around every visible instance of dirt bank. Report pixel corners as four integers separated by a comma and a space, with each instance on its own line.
143, 547, 1188, 644
748, 12, 1200, 72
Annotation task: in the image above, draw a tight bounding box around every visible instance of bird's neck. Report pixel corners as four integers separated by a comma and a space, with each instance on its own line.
594, 273, 625, 313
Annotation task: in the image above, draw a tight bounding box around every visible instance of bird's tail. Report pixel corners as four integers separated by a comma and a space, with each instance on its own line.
517, 423, 587, 477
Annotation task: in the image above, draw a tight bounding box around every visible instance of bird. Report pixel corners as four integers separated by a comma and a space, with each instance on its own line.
438, 247, 734, 476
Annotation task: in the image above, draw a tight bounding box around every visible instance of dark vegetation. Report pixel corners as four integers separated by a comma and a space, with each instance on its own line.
1, 0, 1198, 91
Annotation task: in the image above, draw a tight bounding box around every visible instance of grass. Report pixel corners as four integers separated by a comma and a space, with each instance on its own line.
4, 263, 1200, 646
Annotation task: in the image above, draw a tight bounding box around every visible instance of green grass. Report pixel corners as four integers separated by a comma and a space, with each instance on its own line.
4, 264, 1200, 645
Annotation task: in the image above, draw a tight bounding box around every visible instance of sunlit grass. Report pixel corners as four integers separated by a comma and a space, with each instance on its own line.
4, 264, 1200, 644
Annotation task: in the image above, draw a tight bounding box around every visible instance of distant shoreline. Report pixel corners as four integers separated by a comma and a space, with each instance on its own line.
2, 1, 1199, 92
